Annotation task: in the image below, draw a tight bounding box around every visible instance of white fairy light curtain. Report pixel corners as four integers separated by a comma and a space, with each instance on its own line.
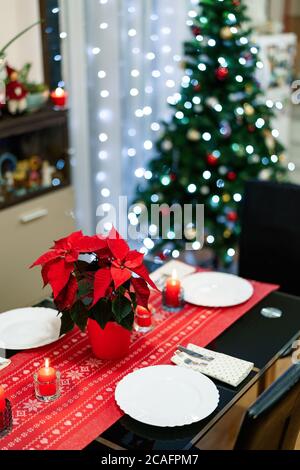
82, 0, 190, 232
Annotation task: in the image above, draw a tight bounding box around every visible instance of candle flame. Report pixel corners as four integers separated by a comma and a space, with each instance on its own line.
45, 358, 50, 369
172, 269, 178, 280
55, 87, 64, 97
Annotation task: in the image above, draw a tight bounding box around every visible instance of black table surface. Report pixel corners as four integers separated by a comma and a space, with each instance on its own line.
4, 291, 300, 451
98, 291, 300, 450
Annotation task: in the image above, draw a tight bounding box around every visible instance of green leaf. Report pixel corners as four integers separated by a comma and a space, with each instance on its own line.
70, 301, 89, 332
60, 312, 75, 336
90, 299, 113, 330
112, 294, 132, 323
120, 312, 135, 331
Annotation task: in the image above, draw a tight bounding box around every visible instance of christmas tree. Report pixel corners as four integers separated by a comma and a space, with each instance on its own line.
135, 0, 287, 266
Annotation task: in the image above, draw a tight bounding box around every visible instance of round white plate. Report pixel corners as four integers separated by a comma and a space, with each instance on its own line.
0, 307, 61, 350
181, 272, 254, 307
115, 365, 219, 427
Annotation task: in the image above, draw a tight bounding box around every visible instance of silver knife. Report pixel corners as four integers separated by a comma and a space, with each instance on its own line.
178, 346, 214, 362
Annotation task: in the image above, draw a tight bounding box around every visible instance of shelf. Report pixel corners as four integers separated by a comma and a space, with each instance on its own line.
0, 105, 68, 140
0, 183, 71, 211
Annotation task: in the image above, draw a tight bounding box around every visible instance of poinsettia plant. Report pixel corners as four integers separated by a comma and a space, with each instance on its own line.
31, 227, 158, 335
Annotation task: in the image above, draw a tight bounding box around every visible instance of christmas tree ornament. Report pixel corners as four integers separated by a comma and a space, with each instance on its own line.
264, 130, 275, 150
192, 26, 201, 37
248, 124, 256, 133
215, 66, 229, 81
245, 83, 254, 94
194, 104, 203, 113
207, 153, 219, 166
206, 97, 219, 108
227, 171, 237, 181
220, 26, 232, 40
187, 129, 201, 141
244, 103, 255, 116
194, 84, 202, 92
220, 121, 232, 138
222, 194, 231, 203
227, 211, 238, 222
200, 186, 210, 195
161, 139, 173, 151
259, 169, 272, 181
223, 229, 232, 239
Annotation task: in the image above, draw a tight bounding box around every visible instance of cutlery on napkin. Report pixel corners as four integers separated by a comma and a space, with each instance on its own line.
0, 357, 11, 371
172, 343, 254, 387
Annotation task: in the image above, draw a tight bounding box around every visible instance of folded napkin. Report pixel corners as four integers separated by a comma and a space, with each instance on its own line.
150, 260, 196, 289
0, 357, 11, 372
172, 343, 254, 387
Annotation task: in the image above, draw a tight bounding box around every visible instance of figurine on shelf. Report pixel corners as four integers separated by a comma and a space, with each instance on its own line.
6, 65, 28, 115
13, 160, 29, 194
28, 156, 42, 189
42, 160, 55, 188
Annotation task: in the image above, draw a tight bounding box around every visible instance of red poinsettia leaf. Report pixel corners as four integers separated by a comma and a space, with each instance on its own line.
107, 227, 129, 261
93, 268, 112, 306
30, 250, 62, 268
111, 266, 132, 290
74, 235, 107, 253
43, 258, 74, 299
131, 277, 150, 309
131, 264, 158, 291
125, 250, 144, 269
52, 231, 84, 250
55, 275, 78, 311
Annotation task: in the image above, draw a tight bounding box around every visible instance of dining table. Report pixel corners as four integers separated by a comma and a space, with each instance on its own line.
1, 261, 300, 451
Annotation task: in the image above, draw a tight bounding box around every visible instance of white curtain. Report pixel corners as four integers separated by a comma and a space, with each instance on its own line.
61, 0, 190, 233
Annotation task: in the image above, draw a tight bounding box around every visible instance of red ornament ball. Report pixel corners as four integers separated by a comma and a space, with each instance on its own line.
227, 211, 238, 222
232, 0, 241, 6
207, 154, 219, 166
227, 171, 237, 181
170, 173, 177, 182
194, 84, 202, 92
216, 67, 229, 81
248, 125, 256, 133
192, 26, 201, 37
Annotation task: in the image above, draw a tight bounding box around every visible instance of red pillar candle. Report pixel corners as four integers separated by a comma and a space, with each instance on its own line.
0, 385, 5, 413
0, 385, 6, 429
165, 270, 181, 308
136, 305, 152, 328
50, 87, 68, 108
37, 359, 57, 397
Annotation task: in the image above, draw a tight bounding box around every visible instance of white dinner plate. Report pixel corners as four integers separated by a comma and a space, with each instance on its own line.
115, 365, 219, 427
181, 272, 254, 308
0, 307, 61, 350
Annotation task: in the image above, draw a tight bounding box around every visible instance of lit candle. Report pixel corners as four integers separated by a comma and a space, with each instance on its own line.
37, 359, 57, 397
50, 87, 68, 108
0, 385, 6, 413
165, 270, 181, 308
136, 305, 152, 328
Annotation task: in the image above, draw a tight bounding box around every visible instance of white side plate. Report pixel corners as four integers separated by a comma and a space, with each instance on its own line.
0, 307, 61, 350
181, 272, 254, 307
115, 365, 219, 427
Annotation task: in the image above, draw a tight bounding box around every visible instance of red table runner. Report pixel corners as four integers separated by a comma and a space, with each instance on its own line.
0, 280, 278, 450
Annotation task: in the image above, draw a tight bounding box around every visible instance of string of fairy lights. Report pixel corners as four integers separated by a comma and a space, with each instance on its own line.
56, 0, 295, 257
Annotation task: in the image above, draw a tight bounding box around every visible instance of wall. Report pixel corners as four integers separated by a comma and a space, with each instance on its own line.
244, 0, 267, 26
0, 0, 44, 83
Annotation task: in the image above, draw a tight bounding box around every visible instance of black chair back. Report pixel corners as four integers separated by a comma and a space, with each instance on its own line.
239, 180, 300, 296
235, 364, 300, 450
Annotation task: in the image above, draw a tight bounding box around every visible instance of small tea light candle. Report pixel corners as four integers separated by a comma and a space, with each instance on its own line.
50, 87, 68, 108
34, 358, 60, 402
134, 305, 153, 333
163, 270, 185, 313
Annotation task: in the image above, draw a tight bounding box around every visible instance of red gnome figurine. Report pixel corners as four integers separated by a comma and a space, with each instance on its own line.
6, 65, 28, 115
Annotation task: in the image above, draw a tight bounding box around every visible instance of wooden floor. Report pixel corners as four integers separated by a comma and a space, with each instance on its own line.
196, 355, 300, 450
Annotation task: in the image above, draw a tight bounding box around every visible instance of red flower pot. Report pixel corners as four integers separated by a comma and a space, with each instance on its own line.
87, 319, 131, 360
